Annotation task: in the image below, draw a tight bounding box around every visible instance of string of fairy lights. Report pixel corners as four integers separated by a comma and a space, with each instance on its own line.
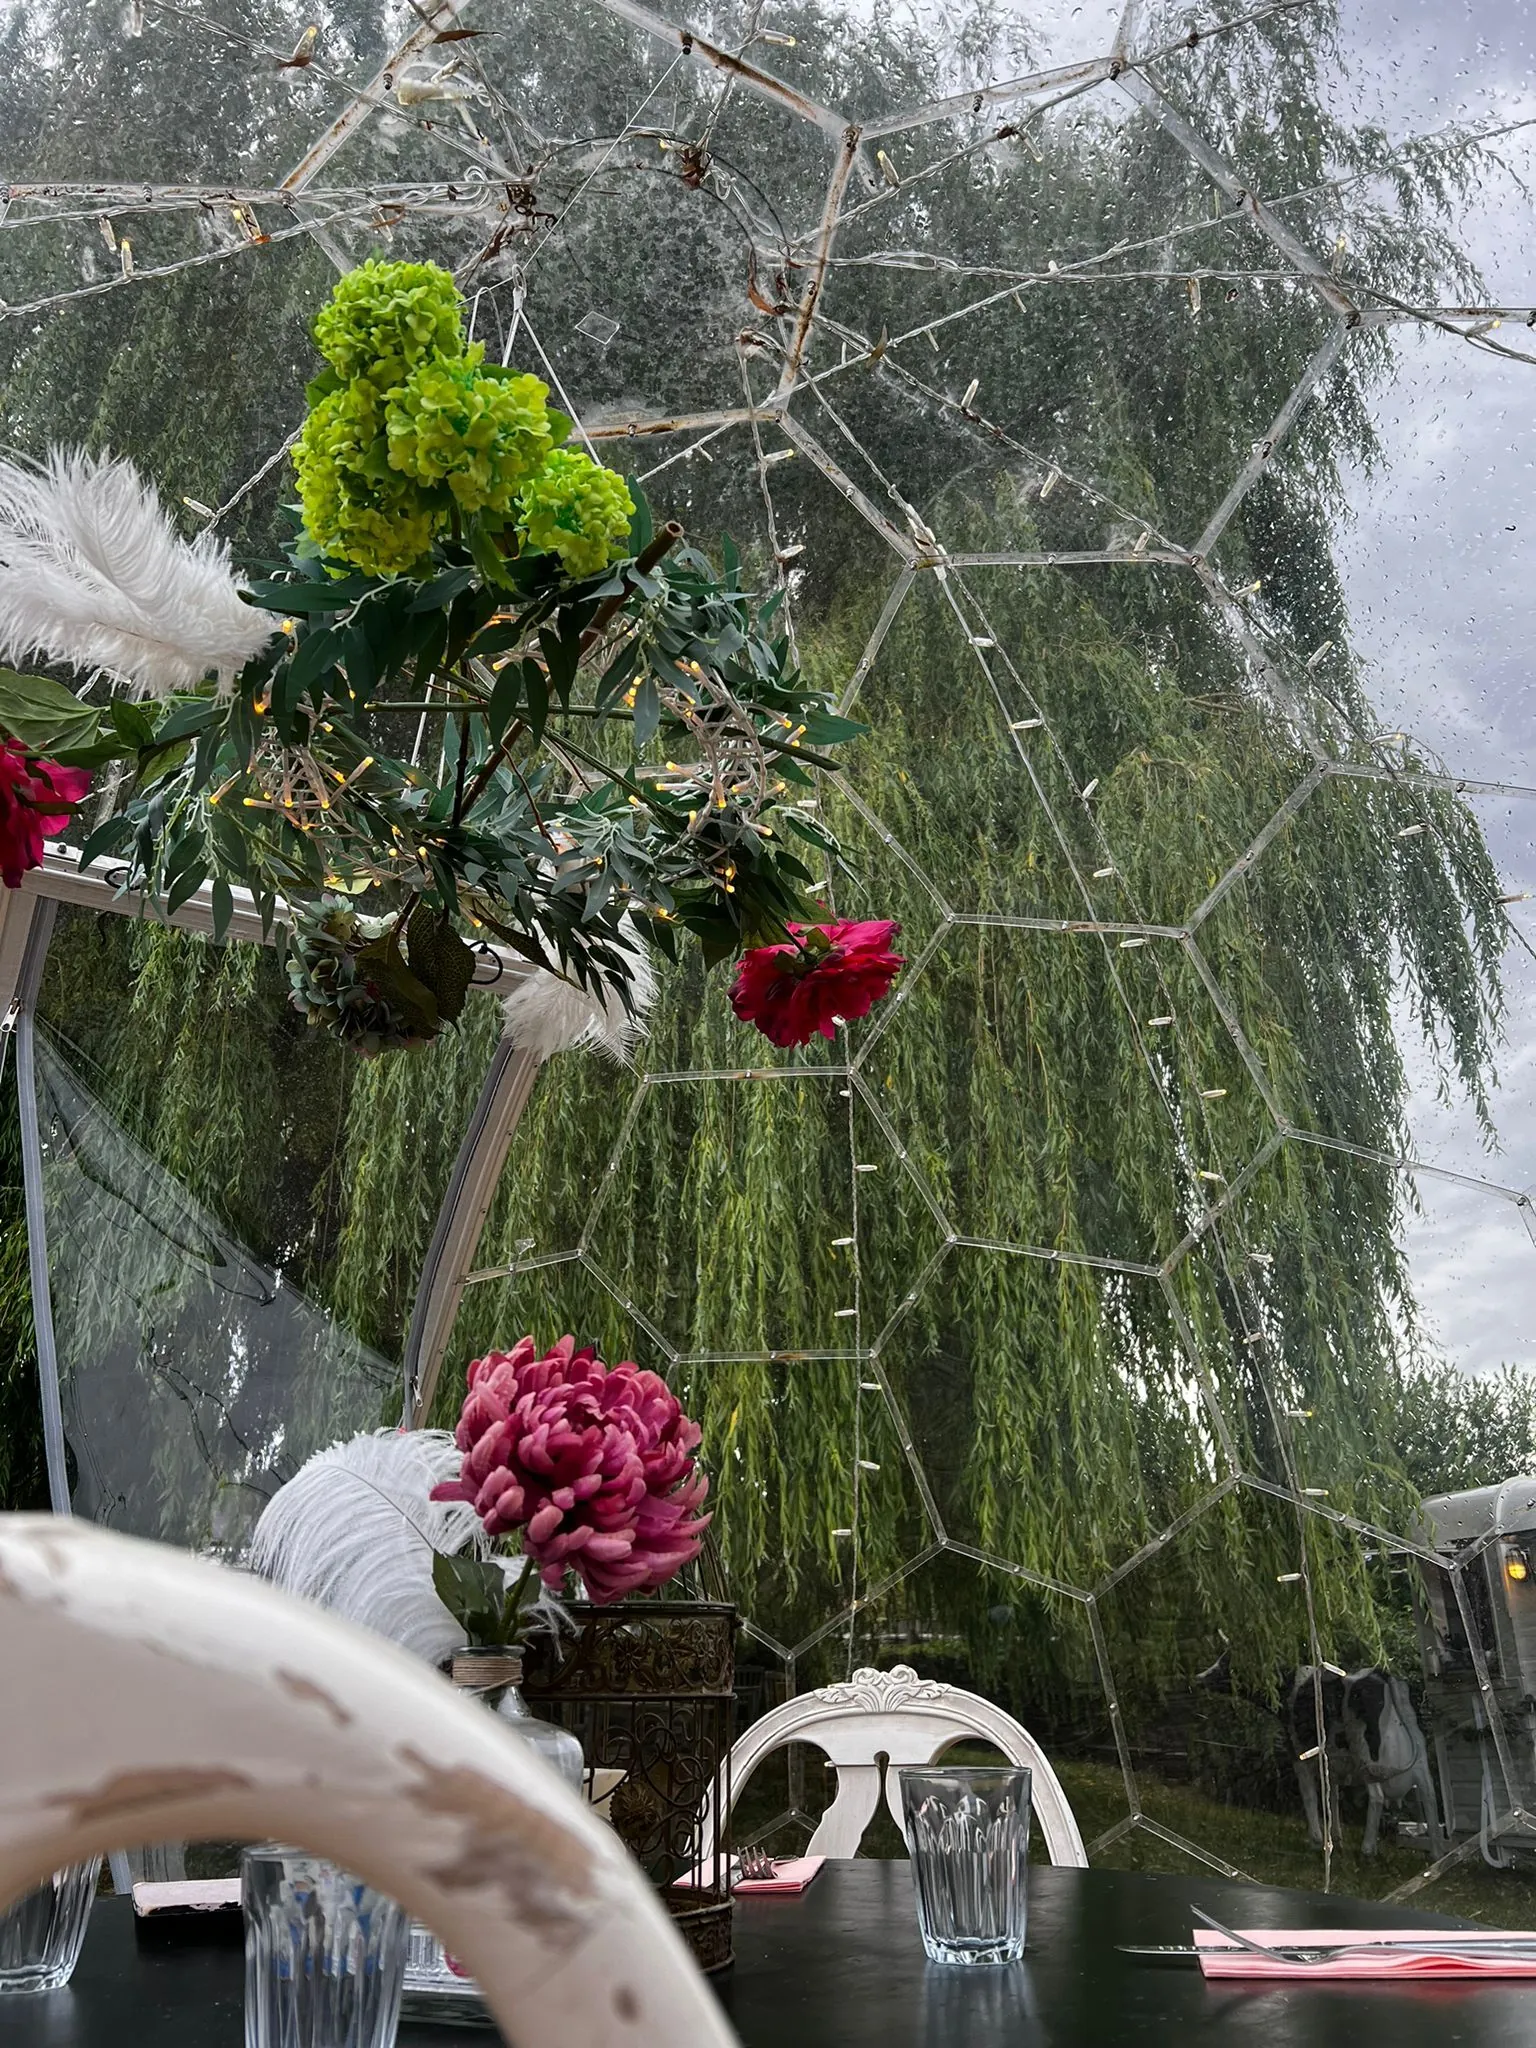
8, 0, 1535, 1884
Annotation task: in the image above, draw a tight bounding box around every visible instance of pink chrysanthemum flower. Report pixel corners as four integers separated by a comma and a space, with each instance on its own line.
431, 1336, 711, 1603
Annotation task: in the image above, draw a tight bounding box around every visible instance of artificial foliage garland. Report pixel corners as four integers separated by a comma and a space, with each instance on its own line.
0, 260, 903, 1057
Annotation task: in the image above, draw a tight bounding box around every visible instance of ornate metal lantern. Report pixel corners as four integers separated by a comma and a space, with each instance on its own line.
521, 1601, 737, 1971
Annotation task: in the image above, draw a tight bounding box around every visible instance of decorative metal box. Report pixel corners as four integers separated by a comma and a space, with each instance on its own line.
521, 1601, 736, 1971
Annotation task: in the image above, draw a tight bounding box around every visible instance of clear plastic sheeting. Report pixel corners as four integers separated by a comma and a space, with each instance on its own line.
22, 907, 502, 1551
33, 1027, 395, 1552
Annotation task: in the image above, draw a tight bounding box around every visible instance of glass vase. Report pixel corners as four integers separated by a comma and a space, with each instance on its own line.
467, 1649, 586, 1795
0, 1861, 101, 1994
399, 1645, 586, 2023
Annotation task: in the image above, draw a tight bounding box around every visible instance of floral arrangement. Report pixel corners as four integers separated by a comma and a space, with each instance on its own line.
0, 258, 904, 1057
429, 1335, 710, 1636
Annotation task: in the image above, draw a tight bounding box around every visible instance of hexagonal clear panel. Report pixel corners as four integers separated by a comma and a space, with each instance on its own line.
577, 1067, 949, 1357
1167, 1137, 1536, 1519
1097, 1474, 1536, 1900
858, 921, 1271, 1267
872, 1241, 1230, 1581
1190, 775, 1533, 1188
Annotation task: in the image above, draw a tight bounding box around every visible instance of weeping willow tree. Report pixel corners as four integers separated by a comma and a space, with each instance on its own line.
0, 0, 1522, 1740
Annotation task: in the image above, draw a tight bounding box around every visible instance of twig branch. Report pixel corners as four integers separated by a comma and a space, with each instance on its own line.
578, 521, 685, 651
458, 525, 685, 819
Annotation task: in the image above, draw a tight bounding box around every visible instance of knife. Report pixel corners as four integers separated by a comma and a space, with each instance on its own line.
1119, 1937, 1536, 1965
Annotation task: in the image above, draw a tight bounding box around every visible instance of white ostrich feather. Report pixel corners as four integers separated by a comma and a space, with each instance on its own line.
501, 927, 656, 1061
0, 448, 279, 695
249, 1428, 492, 1666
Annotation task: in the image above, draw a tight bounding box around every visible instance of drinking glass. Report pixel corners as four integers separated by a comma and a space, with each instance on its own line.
896, 1765, 1031, 1965
242, 1846, 408, 2048
0, 1861, 101, 1993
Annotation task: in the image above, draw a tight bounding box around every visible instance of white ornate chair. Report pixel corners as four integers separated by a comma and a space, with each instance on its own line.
706, 1664, 1087, 1865
0, 1515, 738, 2048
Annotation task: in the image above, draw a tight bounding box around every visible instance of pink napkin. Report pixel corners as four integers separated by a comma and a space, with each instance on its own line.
1195, 1927, 1536, 1979
131, 1879, 240, 1919
733, 1855, 825, 1896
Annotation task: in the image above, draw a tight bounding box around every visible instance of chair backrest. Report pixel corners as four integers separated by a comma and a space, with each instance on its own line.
709, 1664, 1086, 1866
0, 1514, 737, 2048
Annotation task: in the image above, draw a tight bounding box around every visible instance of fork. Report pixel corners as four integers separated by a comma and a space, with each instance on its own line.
736, 1845, 778, 1882
1188, 1905, 1536, 1967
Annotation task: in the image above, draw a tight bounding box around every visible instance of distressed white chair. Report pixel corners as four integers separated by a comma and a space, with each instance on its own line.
705, 1664, 1087, 1864
0, 1515, 737, 2048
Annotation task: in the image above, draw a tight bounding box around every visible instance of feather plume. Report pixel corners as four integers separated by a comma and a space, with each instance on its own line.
501, 925, 655, 1060
0, 448, 279, 695
249, 1428, 492, 1665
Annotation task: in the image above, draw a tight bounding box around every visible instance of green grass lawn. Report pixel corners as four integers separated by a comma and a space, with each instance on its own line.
732, 1745, 1536, 1926
1056, 1758, 1536, 1926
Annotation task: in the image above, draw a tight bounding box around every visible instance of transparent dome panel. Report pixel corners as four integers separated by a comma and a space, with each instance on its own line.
31, 906, 501, 1549
1190, 774, 1527, 1178
7, 0, 1536, 1919
0, 0, 383, 185
1092, 1484, 1450, 1892
1167, 1136, 1536, 1520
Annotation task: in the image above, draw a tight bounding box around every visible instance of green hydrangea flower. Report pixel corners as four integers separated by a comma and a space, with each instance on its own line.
385, 352, 559, 514
313, 259, 466, 389
294, 382, 441, 575
516, 450, 635, 579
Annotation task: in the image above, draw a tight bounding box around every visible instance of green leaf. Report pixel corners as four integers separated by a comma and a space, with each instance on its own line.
465, 517, 518, 591
466, 619, 528, 665
685, 902, 743, 967
210, 876, 234, 941
487, 661, 524, 743
0, 670, 110, 756
405, 903, 477, 1024
625, 482, 654, 556
407, 566, 477, 614
77, 816, 131, 867
338, 621, 379, 706
150, 699, 221, 748
244, 576, 373, 615
523, 659, 549, 745
581, 867, 616, 922
431, 1552, 511, 1647
165, 860, 209, 918
796, 710, 869, 746
110, 701, 158, 749
632, 677, 662, 748
538, 625, 581, 703
284, 623, 345, 706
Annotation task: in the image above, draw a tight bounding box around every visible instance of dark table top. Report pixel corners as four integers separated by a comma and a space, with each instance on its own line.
1, 1863, 1530, 2047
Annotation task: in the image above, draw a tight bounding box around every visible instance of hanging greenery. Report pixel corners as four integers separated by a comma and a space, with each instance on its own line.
0, 259, 879, 1062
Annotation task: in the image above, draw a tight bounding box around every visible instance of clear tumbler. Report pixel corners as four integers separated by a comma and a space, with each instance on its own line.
242, 1846, 408, 2048
0, 1861, 100, 1993
896, 1765, 1032, 1966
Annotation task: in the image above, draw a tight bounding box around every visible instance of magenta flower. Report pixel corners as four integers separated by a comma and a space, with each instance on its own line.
431, 1335, 711, 1603
729, 918, 904, 1048
0, 744, 91, 891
